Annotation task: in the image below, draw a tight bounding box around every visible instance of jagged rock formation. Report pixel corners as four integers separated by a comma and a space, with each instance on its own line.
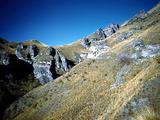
80, 41, 110, 60
16, 44, 39, 63
81, 24, 120, 49
27, 45, 39, 58
96, 28, 106, 39
15, 43, 72, 84
80, 24, 119, 60
81, 38, 91, 49
103, 24, 120, 37
33, 47, 70, 84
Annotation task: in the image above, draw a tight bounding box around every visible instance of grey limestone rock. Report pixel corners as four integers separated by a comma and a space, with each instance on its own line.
81, 38, 91, 49
96, 28, 106, 39
15, 44, 71, 84
81, 24, 120, 49
16, 44, 39, 63
117, 31, 133, 41
33, 47, 70, 84
103, 24, 120, 37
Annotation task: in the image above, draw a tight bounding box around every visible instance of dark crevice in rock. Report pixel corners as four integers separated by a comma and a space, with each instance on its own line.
8, 55, 34, 80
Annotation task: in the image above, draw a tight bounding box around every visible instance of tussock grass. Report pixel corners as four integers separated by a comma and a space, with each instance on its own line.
5, 56, 160, 120
55, 40, 86, 61
134, 107, 160, 120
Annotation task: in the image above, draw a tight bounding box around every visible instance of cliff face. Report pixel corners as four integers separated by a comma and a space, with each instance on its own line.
1, 3, 160, 120
0, 41, 74, 118
15, 43, 73, 84
33, 47, 72, 84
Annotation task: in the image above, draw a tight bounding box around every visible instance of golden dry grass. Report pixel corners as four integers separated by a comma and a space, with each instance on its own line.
134, 107, 160, 120
5, 55, 160, 120
55, 40, 86, 60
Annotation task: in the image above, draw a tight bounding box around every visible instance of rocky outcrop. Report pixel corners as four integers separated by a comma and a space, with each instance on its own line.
15, 44, 72, 84
33, 61, 54, 84
54, 49, 69, 72
33, 47, 55, 84
33, 47, 70, 84
130, 39, 160, 59
80, 41, 110, 60
117, 31, 133, 41
132, 39, 145, 48
96, 28, 106, 39
117, 39, 160, 60
16, 44, 39, 64
27, 45, 39, 58
81, 38, 91, 49
81, 24, 119, 49
103, 24, 120, 37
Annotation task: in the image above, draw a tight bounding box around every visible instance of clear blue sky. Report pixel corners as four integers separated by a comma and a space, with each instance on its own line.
0, 0, 159, 46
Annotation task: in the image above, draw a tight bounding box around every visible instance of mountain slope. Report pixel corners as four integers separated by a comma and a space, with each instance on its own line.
0, 39, 74, 118
3, 3, 160, 120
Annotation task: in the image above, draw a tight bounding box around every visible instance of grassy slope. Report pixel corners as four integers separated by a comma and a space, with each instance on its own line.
5, 56, 160, 120
55, 40, 85, 61
4, 3, 160, 120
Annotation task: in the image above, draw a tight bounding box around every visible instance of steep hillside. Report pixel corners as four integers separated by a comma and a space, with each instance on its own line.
0, 39, 74, 118
2, 3, 160, 120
